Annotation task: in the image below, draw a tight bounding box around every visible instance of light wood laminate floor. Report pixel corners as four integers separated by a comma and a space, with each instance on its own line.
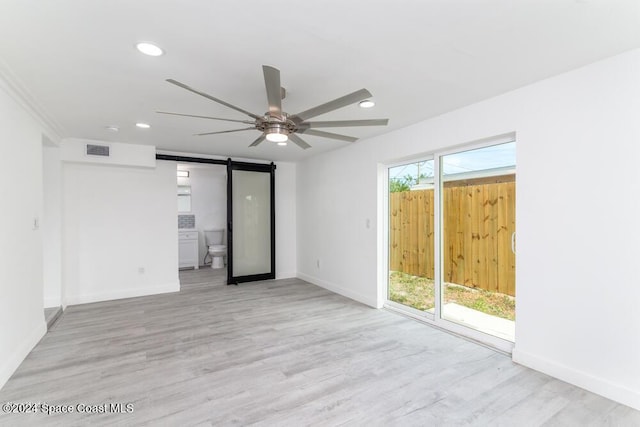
179, 266, 227, 290
1, 278, 638, 426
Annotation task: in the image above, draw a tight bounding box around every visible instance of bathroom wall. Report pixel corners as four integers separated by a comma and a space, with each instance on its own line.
177, 164, 227, 265
178, 214, 195, 229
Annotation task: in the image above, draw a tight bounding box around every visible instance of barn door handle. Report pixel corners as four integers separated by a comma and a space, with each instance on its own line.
511, 232, 516, 254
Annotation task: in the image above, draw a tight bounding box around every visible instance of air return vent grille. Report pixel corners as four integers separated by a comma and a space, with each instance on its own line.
86, 144, 110, 157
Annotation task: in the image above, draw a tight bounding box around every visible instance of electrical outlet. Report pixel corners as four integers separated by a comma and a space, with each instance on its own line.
138, 267, 145, 274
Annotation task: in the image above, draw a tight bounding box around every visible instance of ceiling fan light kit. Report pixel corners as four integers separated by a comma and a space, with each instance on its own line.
161, 65, 389, 150
135, 42, 164, 57
265, 124, 289, 143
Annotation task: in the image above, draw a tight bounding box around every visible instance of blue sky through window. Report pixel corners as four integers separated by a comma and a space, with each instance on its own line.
389, 142, 515, 181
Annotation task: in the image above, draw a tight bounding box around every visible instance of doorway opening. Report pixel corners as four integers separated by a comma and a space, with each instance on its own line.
176, 162, 228, 290
157, 153, 276, 289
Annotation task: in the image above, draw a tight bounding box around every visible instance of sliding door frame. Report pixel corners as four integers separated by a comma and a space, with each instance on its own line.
383, 156, 436, 321
382, 133, 516, 353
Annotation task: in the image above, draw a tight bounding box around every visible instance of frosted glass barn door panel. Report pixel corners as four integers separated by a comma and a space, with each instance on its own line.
228, 163, 275, 284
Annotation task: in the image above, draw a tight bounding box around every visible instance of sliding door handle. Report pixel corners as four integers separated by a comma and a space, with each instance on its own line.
511, 232, 516, 254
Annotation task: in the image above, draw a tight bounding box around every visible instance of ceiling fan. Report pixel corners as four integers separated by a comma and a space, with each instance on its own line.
158, 65, 389, 150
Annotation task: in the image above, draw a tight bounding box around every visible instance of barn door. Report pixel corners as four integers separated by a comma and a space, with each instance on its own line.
227, 161, 275, 284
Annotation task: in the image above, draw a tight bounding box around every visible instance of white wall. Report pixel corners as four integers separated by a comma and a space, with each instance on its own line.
297, 147, 379, 306
178, 164, 226, 264
296, 49, 640, 410
42, 144, 62, 308
0, 81, 47, 388
62, 154, 179, 304
61, 138, 156, 168
275, 162, 296, 279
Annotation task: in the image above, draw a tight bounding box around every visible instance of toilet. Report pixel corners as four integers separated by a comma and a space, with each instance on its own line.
204, 229, 227, 269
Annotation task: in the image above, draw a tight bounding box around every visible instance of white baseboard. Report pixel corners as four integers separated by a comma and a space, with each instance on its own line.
512, 347, 640, 411
297, 273, 378, 308
276, 271, 296, 280
65, 281, 179, 306
0, 320, 46, 390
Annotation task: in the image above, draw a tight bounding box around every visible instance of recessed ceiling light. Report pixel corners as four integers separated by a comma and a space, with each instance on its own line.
105, 125, 119, 132
135, 122, 151, 129
135, 42, 164, 57
359, 100, 375, 108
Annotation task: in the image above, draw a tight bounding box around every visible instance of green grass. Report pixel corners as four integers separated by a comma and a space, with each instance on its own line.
389, 271, 515, 321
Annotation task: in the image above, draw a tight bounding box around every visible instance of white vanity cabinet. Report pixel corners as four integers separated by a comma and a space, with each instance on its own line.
178, 229, 199, 269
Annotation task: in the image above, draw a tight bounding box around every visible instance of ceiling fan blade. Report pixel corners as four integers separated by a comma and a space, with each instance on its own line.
249, 135, 266, 147
300, 119, 389, 128
297, 129, 358, 142
291, 88, 372, 122
157, 111, 255, 124
262, 65, 282, 118
166, 79, 262, 120
194, 127, 256, 136
288, 134, 311, 150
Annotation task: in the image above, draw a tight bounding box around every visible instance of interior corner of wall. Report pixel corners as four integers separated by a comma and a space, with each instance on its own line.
42, 133, 61, 147
276, 271, 296, 280
43, 297, 62, 309
297, 272, 378, 308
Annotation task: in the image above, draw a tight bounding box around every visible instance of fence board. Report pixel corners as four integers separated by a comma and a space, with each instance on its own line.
487, 183, 499, 292
389, 176, 516, 296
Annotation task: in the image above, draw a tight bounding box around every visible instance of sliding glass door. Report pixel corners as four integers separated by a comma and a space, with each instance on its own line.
440, 142, 516, 341
388, 160, 435, 314
227, 161, 275, 284
386, 140, 516, 345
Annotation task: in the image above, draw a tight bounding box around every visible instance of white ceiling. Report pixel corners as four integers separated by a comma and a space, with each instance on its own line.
0, 1, 638, 162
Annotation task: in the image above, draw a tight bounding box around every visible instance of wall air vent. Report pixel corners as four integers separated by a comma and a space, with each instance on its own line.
86, 144, 110, 157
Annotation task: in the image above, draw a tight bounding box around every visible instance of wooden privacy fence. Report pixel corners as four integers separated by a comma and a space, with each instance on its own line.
389, 175, 516, 296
